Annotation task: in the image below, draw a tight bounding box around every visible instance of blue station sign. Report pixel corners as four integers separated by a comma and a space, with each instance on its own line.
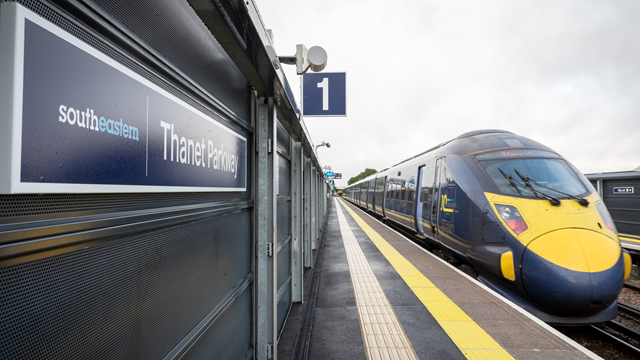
303, 72, 347, 117
326, 171, 334, 178
0, 5, 247, 193
613, 187, 634, 194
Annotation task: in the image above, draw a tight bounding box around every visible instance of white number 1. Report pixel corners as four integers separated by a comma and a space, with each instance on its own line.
317, 78, 329, 110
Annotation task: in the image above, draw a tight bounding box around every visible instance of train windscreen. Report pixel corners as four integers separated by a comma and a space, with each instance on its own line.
478, 154, 587, 198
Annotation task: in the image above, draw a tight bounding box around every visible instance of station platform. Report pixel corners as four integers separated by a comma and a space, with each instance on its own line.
279, 198, 601, 360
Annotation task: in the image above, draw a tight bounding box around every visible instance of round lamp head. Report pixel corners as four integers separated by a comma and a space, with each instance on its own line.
308, 46, 328, 72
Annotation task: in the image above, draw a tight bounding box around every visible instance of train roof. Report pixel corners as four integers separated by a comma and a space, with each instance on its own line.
344, 130, 553, 189
392, 129, 547, 167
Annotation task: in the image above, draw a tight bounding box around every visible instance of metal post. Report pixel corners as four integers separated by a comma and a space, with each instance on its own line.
311, 167, 317, 250
323, 182, 327, 218
291, 141, 303, 302
597, 179, 604, 199
255, 99, 276, 360
269, 104, 278, 360
317, 174, 321, 240
303, 158, 312, 268
316, 171, 322, 240
324, 182, 328, 215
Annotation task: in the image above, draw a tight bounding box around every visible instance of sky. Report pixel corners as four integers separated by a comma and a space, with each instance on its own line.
258, 0, 640, 187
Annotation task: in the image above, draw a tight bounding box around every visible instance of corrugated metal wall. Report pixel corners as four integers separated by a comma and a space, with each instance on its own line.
0, 1, 256, 358
590, 177, 640, 236
0, 1, 329, 359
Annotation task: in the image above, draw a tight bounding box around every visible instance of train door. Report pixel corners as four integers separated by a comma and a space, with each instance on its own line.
368, 180, 375, 211
382, 176, 388, 217
417, 163, 437, 237
430, 158, 442, 240
438, 163, 457, 240
372, 177, 378, 213
364, 181, 370, 210
415, 166, 425, 234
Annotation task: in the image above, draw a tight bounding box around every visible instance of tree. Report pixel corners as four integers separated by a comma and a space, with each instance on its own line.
348, 168, 377, 185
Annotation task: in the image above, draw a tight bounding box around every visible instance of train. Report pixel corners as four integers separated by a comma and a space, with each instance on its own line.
343, 129, 631, 325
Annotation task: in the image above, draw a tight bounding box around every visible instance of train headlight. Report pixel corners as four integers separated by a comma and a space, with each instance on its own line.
596, 202, 616, 233
495, 204, 528, 235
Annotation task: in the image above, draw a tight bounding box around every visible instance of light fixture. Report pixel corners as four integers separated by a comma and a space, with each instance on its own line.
278, 45, 328, 75
315, 141, 331, 150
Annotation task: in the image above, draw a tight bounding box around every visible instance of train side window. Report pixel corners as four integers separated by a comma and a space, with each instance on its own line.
420, 166, 436, 203
444, 166, 456, 186
400, 182, 406, 200
407, 180, 415, 202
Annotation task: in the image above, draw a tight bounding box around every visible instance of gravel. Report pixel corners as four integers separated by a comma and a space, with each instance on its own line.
555, 281, 640, 360
555, 326, 635, 360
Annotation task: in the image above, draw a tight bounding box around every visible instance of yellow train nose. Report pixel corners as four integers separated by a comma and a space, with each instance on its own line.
521, 229, 623, 315
527, 229, 620, 272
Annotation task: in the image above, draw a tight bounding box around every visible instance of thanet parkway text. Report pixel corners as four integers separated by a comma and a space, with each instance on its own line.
57, 104, 240, 179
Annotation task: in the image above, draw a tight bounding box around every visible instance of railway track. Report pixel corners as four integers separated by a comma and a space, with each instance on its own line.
588, 304, 640, 358
624, 282, 640, 293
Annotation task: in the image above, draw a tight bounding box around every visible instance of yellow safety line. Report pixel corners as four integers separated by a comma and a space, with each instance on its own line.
335, 202, 419, 360
338, 198, 514, 360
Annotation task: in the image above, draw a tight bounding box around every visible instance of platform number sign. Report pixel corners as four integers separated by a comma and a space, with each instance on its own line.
303, 72, 347, 117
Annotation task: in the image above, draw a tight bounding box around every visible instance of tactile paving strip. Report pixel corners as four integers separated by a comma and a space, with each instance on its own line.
335, 201, 419, 360
338, 199, 514, 360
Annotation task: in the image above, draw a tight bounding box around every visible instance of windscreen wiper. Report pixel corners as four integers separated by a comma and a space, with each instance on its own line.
499, 168, 561, 206
513, 169, 589, 207
498, 168, 524, 196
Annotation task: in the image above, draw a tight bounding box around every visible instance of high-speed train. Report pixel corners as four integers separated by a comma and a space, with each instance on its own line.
343, 129, 631, 325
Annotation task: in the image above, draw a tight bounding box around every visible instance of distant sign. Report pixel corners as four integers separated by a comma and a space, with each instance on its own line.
334, 173, 342, 179
326, 171, 334, 178
330, 180, 335, 185
613, 187, 634, 194
303, 72, 347, 117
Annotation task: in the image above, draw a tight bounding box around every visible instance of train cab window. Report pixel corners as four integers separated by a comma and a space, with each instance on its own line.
478, 156, 588, 198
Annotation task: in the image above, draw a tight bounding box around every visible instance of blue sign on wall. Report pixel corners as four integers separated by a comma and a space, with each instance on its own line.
303, 72, 347, 117
613, 187, 634, 194
0, 9, 247, 193
326, 171, 334, 178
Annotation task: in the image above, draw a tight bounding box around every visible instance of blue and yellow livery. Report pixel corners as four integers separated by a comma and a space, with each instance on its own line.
343, 129, 630, 325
